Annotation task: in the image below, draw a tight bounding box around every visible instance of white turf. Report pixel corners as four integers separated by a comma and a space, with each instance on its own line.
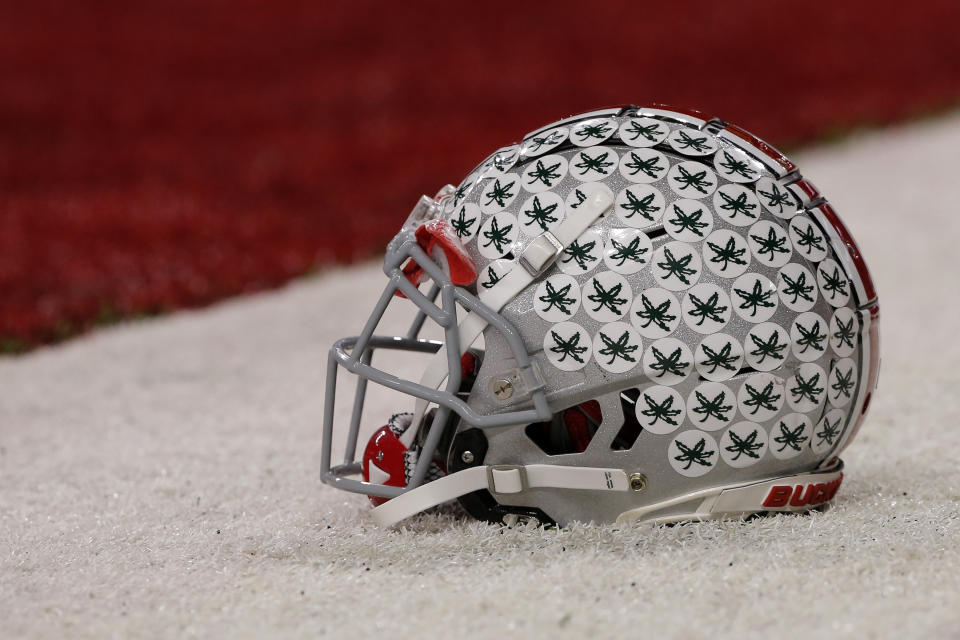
3, 115, 960, 639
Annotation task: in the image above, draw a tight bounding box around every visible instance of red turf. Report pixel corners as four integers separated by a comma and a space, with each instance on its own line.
1, 0, 959, 347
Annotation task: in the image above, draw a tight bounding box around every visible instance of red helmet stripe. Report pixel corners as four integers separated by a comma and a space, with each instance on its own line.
719, 125, 798, 177
816, 203, 878, 304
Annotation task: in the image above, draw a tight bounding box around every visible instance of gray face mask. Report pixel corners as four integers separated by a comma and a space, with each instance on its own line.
320, 105, 880, 528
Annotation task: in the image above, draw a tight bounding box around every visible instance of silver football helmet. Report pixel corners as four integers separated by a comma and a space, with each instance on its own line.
321, 105, 880, 527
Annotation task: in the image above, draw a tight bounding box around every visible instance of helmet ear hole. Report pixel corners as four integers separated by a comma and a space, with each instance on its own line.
524, 400, 603, 456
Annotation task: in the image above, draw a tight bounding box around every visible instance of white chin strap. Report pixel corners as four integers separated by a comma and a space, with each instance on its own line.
372, 464, 628, 526
401, 187, 615, 447
372, 462, 845, 527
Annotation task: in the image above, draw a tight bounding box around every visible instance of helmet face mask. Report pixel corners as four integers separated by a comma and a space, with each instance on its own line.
321, 105, 879, 528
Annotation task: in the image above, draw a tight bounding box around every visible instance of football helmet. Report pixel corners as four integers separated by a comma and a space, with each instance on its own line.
321, 105, 880, 527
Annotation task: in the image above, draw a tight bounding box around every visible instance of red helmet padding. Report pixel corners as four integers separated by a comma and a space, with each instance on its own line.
398, 219, 477, 297
562, 400, 603, 454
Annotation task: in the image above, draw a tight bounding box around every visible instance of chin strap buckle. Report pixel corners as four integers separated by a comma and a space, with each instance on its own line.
487, 466, 528, 495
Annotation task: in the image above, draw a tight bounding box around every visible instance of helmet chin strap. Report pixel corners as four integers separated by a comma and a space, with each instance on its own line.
373, 463, 630, 526
402, 188, 614, 448
371, 460, 845, 527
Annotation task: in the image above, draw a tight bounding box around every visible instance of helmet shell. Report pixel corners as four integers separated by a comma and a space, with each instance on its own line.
441, 105, 878, 524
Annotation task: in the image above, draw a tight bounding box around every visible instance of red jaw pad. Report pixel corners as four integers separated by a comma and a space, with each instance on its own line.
362, 425, 409, 506
562, 401, 603, 453
398, 219, 477, 296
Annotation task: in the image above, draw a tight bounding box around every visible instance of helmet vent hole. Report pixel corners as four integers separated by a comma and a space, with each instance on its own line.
524, 400, 602, 456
